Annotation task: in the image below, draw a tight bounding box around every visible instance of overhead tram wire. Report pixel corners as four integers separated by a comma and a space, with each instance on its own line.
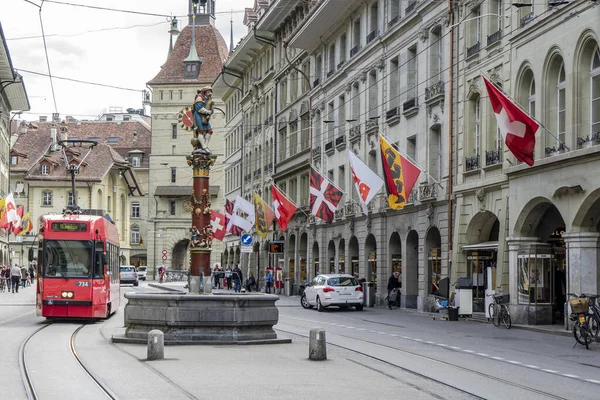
38, 0, 58, 114
16, 68, 144, 92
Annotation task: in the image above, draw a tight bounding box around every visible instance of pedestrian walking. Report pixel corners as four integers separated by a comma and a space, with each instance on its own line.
21, 266, 27, 289
232, 265, 242, 293
225, 266, 232, 290
213, 264, 222, 289
5, 265, 12, 292
11, 264, 21, 293
387, 271, 401, 310
29, 265, 35, 284
245, 274, 256, 292
265, 270, 273, 294
158, 265, 165, 283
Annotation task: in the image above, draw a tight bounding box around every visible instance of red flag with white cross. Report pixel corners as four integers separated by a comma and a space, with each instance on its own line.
271, 185, 297, 232
483, 75, 539, 166
210, 210, 227, 241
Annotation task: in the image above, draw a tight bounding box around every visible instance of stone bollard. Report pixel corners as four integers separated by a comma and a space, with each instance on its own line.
147, 330, 164, 361
308, 328, 327, 361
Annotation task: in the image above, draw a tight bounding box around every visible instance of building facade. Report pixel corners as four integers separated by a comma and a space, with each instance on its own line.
215, 0, 454, 308
146, 0, 228, 278
1, 21, 30, 266
9, 118, 143, 266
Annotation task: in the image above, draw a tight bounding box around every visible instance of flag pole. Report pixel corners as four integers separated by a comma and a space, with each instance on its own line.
481, 72, 570, 151
379, 133, 444, 189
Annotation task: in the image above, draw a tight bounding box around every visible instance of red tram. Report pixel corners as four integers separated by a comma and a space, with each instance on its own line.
35, 213, 120, 319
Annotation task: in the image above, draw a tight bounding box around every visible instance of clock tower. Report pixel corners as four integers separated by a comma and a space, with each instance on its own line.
146, 0, 228, 279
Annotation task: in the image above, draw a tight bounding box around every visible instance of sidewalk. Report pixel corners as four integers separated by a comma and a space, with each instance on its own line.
147, 281, 573, 337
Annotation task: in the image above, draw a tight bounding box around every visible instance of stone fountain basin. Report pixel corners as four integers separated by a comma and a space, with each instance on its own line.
113, 292, 290, 345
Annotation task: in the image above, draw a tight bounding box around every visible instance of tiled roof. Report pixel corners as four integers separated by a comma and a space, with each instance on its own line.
147, 24, 229, 85
13, 120, 151, 169
11, 120, 151, 183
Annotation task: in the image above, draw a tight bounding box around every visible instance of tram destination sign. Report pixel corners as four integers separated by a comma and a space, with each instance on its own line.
51, 222, 88, 232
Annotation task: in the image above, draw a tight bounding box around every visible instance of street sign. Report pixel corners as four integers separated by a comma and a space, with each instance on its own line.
162, 249, 167, 255
241, 234, 253, 246
162, 255, 167, 260
269, 241, 284, 254
241, 245, 252, 253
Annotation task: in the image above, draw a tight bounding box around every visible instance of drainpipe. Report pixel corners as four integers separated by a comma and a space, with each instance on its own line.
447, 0, 455, 284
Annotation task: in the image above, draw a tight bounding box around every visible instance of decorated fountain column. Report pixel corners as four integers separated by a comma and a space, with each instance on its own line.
186, 154, 216, 294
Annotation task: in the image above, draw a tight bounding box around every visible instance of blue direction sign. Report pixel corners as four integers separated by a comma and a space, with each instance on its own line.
241, 234, 253, 246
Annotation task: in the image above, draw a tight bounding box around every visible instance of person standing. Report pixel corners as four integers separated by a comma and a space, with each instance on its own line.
265, 270, 273, 294
387, 271, 401, 310
225, 266, 232, 290
29, 265, 35, 284
246, 274, 256, 292
213, 264, 222, 289
232, 265, 243, 293
11, 264, 21, 293
21, 266, 27, 289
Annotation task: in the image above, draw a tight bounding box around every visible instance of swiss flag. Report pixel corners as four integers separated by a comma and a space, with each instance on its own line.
210, 210, 227, 241
483, 75, 539, 166
10, 206, 24, 235
271, 185, 297, 231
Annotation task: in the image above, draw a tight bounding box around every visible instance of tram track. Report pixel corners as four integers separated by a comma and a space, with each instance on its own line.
275, 326, 569, 400
19, 322, 118, 400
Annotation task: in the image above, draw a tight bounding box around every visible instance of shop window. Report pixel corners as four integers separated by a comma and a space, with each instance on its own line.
352, 257, 359, 278
391, 255, 402, 288
339, 255, 345, 275
429, 248, 441, 295
517, 246, 553, 305
300, 258, 307, 282
329, 257, 335, 274
368, 252, 377, 291
314, 258, 319, 276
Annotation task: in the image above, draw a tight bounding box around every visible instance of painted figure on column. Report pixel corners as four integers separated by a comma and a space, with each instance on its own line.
192, 87, 214, 154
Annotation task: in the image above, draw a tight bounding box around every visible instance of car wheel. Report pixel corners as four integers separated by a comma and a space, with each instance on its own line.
134, 281, 139, 287
355, 304, 363, 311
301, 294, 313, 309
317, 296, 325, 312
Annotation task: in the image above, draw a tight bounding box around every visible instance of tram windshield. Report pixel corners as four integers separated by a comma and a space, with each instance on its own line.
42, 240, 95, 278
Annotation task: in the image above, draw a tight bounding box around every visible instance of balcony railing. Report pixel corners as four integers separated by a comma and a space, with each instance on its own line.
245, 173, 252, 182
386, 107, 399, 120
485, 148, 502, 166
264, 118, 269, 126
268, 116, 273, 126
327, 70, 334, 78
313, 78, 320, 87
545, 142, 569, 157
366, 29, 378, 44
418, 182, 436, 202
388, 15, 400, 28
425, 81, 444, 101
466, 41, 481, 58
365, 119, 378, 133
335, 135, 346, 149
402, 97, 418, 115
487, 29, 502, 46
405, 1, 416, 14
520, 12, 535, 27
312, 146, 321, 160
254, 169, 262, 178
350, 44, 361, 57
337, 60, 346, 69
349, 125, 361, 143
325, 141, 334, 154
406, 187, 417, 204
465, 154, 480, 171
263, 162, 273, 172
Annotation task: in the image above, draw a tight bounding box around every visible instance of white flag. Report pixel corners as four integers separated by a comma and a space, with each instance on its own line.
348, 150, 384, 215
5, 193, 18, 223
227, 214, 253, 233
233, 195, 255, 223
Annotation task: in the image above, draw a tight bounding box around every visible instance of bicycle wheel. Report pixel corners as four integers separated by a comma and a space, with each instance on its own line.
488, 302, 496, 323
492, 305, 500, 327
573, 320, 593, 349
588, 315, 600, 341
500, 305, 511, 329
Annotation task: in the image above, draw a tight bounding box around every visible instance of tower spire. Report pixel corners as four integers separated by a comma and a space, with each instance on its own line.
184, 1, 203, 79
229, 10, 234, 54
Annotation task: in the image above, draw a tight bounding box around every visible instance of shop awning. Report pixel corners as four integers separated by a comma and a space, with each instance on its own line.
462, 241, 498, 251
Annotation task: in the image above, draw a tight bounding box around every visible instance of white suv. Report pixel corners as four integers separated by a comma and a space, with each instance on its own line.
136, 266, 147, 281
301, 274, 364, 311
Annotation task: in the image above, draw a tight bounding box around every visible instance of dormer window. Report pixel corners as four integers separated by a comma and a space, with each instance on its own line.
131, 155, 141, 167
10, 155, 18, 165
107, 137, 119, 144
41, 164, 50, 175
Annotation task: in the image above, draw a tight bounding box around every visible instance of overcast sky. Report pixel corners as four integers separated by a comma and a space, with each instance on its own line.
1, 0, 254, 121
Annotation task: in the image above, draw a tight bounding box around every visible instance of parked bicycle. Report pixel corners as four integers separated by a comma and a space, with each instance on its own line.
568, 293, 600, 349
487, 293, 511, 329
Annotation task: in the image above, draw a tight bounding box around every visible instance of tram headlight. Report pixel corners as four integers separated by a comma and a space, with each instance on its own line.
61, 291, 74, 298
